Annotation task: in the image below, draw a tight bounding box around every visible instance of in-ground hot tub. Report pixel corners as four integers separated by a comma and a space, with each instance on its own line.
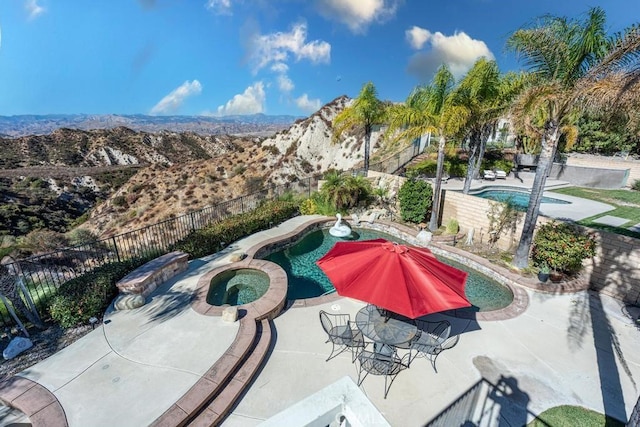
207, 268, 270, 306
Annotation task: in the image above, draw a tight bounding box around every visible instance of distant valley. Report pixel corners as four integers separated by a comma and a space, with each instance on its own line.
0, 113, 302, 138
0, 96, 394, 244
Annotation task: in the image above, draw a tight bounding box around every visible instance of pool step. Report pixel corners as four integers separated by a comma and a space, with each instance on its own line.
150, 318, 272, 427
187, 319, 273, 426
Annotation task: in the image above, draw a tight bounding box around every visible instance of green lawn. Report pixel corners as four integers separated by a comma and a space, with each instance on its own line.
550, 187, 640, 238
528, 405, 625, 427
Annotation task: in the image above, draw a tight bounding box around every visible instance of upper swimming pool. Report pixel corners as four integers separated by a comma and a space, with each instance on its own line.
470, 188, 570, 211
262, 228, 513, 312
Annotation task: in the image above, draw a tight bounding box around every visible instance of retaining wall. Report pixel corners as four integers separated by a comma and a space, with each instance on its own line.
441, 191, 640, 303
549, 163, 629, 189
565, 155, 640, 187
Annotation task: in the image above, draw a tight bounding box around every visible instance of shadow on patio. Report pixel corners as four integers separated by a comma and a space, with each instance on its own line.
425, 376, 533, 426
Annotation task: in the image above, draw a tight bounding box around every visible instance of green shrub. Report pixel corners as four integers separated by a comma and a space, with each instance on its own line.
531, 221, 597, 275
49, 258, 146, 327
112, 195, 127, 208
173, 200, 299, 258
447, 161, 467, 177
398, 177, 433, 223
410, 159, 438, 176
632, 179, 640, 191
445, 218, 459, 235
299, 198, 317, 215
408, 157, 468, 177
320, 171, 372, 211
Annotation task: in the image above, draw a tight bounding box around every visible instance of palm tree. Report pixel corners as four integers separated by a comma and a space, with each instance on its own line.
447, 59, 525, 193
387, 65, 457, 230
333, 82, 387, 172
508, 7, 640, 268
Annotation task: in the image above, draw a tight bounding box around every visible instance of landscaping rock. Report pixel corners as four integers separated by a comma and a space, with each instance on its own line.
114, 294, 146, 310
230, 252, 247, 262
222, 306, 238, 322
3, 337, 33, 360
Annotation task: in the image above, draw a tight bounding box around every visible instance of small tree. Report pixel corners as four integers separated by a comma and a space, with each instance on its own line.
398, 176, 433, 223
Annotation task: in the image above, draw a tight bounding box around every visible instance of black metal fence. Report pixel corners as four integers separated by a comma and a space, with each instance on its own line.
1, 141, 422, 328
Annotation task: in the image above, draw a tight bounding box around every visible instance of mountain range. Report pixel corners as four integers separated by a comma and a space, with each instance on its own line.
0, 113, 302, 138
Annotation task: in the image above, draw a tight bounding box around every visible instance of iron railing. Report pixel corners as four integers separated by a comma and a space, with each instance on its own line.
0, 141, 422, 327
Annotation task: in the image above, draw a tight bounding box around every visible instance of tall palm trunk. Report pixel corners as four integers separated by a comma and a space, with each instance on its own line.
463, 130, 481, 193
429, 134, 447, 231
364, 124, 371, 172
513, 120, 559, 268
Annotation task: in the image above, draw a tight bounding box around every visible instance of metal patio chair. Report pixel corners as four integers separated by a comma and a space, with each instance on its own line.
319, 310, 365, 362
356, 344, 411, 398
408, 320, 451, 372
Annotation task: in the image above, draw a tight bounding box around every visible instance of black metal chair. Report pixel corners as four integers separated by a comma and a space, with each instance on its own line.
319, 310, 365, 362
356, 344, 411, 398
408, 320, 452, 371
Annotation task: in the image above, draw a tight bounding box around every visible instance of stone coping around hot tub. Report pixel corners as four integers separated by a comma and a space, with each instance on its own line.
0, 376, 68, 427
191, 258, 287, 321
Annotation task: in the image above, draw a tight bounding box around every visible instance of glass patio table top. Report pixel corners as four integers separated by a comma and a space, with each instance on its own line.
355, 305, 418, 346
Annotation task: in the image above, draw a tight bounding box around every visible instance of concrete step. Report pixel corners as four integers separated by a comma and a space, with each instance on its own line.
187, 319, 273, 426
150, 320, 258, 427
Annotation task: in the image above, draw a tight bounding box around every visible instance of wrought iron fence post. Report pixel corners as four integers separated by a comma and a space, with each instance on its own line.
241, 196, 245, 213
112, 237, 121, 263
190, 211, 196, 232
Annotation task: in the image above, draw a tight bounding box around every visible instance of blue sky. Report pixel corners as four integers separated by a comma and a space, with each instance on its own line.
0, 0, 639, 117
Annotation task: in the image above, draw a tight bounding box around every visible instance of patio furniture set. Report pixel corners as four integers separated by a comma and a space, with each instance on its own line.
482, 169, 508, 180
319, 305, 456, 398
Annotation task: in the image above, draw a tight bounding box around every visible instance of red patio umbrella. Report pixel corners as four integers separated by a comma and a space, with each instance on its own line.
316, 239, 471, 318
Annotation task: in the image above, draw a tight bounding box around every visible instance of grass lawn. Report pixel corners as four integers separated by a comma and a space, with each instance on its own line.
550, 187, 640, 238
528, 405, 625, 427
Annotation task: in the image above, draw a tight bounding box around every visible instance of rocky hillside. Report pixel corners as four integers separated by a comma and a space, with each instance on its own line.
261, 96, 384, 185
1, 96, 392, 239
0, 129, 265, 238
0, 127, 241, 169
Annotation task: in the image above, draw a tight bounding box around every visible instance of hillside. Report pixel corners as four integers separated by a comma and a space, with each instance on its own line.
0, 96, 391, 240
0, 129, 263, 238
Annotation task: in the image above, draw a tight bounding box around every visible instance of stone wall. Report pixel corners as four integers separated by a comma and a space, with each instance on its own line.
440, 191, 539, 251
587, 229, 640, 304
441, 191, 640, 303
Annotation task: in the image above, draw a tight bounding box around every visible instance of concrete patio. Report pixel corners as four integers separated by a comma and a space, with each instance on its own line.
1, 213, 639, 426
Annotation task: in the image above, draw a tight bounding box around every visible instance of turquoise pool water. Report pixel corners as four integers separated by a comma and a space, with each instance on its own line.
263, 228, 513, 312
471, 189, 570, 212
207, 269, 270, 306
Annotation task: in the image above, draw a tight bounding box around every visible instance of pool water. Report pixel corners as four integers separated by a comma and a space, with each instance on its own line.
207, 269, 270, 306
471, 189, 570, 212
263, 229, 513, 312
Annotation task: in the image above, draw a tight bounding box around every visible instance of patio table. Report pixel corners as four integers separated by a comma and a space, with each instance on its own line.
355, 305, 418, 346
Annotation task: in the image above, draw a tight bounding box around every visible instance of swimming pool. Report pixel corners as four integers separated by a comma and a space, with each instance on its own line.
263, 228, 513, 312
470, 188, 570, 211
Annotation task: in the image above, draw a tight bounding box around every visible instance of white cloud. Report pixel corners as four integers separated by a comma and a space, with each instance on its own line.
249, 22, 330, 73
25, 0, 45, 20
295, 94, 322, 113
405, 26, 430, 50
316, 0, 399, 34
270, 62, 289, 74
407, 30, 494, 80
216, 82, 266, 116
277, 75, 294, 93
205, 0, 232, 15
150, 80, 202, 115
